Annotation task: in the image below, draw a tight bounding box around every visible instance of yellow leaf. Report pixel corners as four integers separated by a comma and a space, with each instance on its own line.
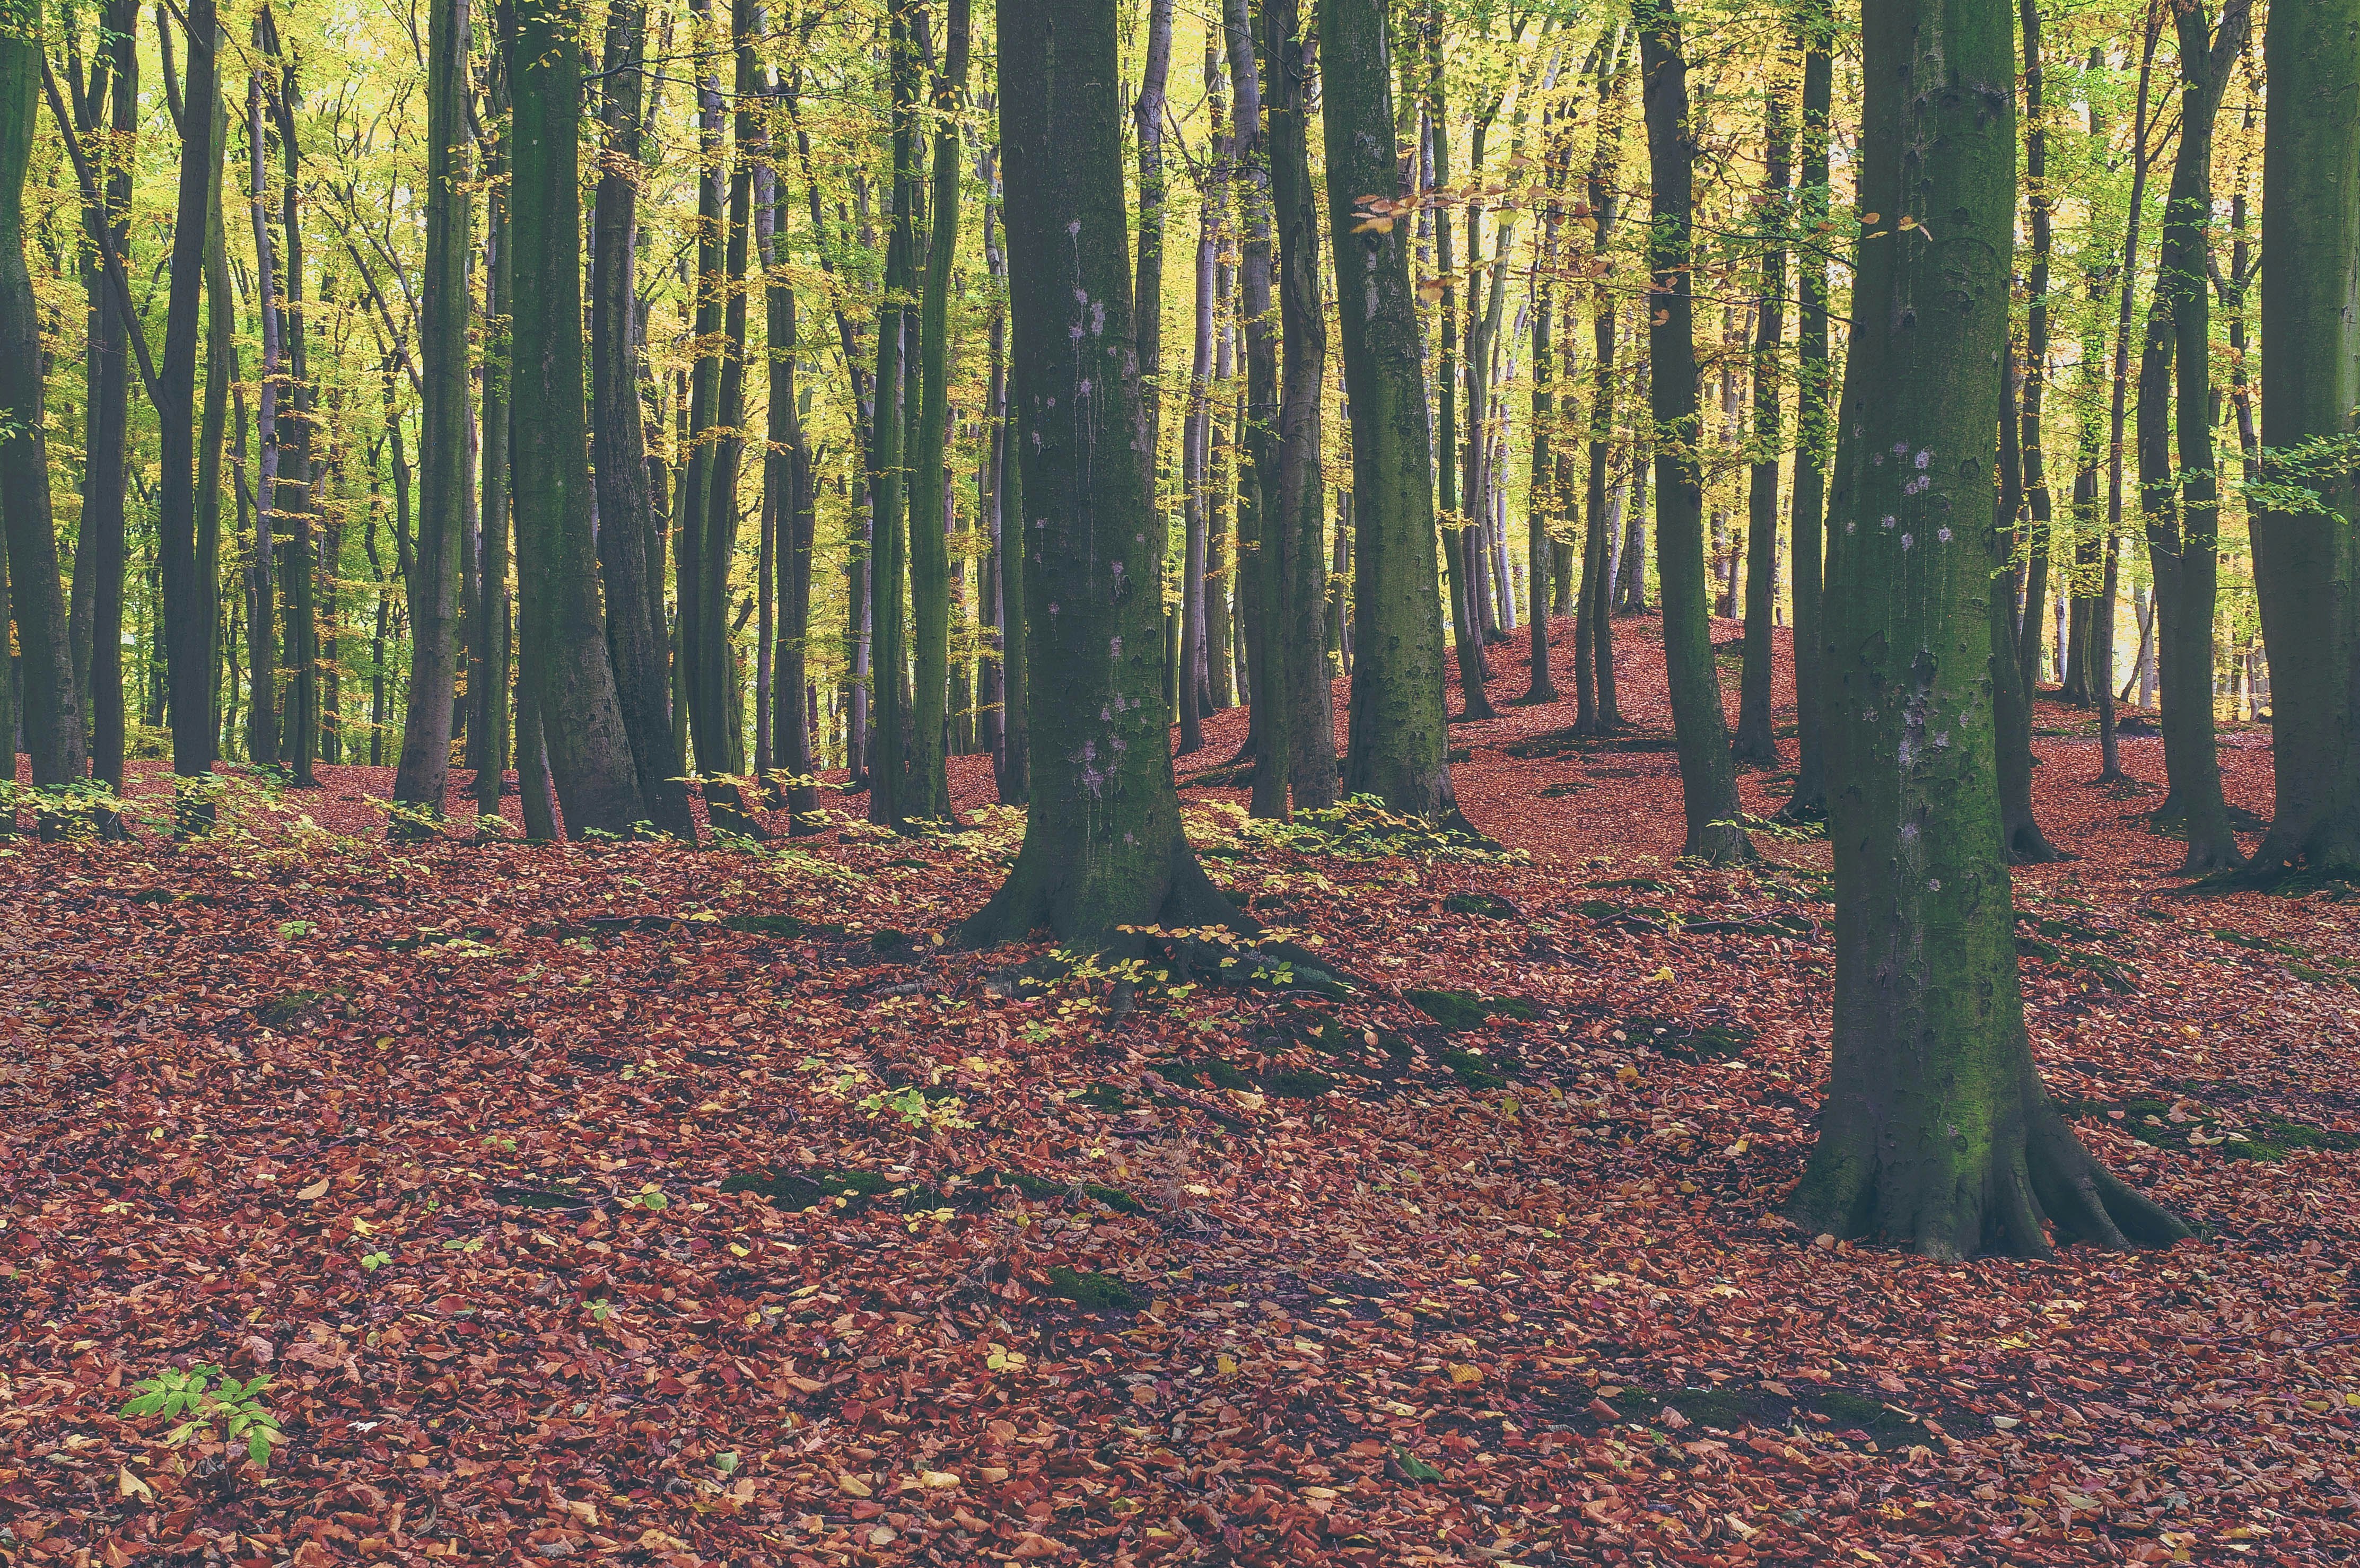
837, 1473, 874, 1498
918, 1470, 962, 1490
117, 1466, 154, 1501
1447, 1362, 1484, 1385
1648, 966, 1674, 983
1860, 212, 1880, 224
1352, 216, 1396, 234
1216, 1353, 1239, 1376
297, 1177, 330, 1200
1417, 278, 1447, 303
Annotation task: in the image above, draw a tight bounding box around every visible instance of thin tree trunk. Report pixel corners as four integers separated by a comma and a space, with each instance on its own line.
1784, 0, 1834, 817
866, 4, 920, 826
1426, 8, 1496, 722
390, 0, 471, 833
2100, 15, 2163, 784
1732, 43, 1793, 765
905, 0, 971, 824
1637, 2, 1751, 864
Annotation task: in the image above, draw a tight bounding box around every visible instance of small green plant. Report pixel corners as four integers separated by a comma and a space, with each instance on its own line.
360, 1248, 394, 1271
120, 1365, 283, 1468
622, 1182, 671, 1211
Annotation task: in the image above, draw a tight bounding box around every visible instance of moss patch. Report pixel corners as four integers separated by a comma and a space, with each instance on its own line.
1439, 1049, 1510, 1090
1068, 1083, 1129, 1114
1621, 1015, 1756, 1062
1264, 1068, 1336, 1099
1406, 987, 1536, 1029
1443, 892, 1518, 919
1045, 1266, 1141, 1312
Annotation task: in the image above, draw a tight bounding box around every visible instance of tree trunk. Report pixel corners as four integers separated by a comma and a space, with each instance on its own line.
1324, 0, 1462, 824
866, 5, 919, 826
584, 0, 693, 837
1520, 92, 1562, 709
156, 0, 223, 811
961, 0, 1242, 949
1426, 11, 1496, 723
2100, 18, 2162, 784
1784, 0, 1833, 819
259, 18, 316, 787
905, 0, 970, 825
2136, 0, 2248, 873
764, 83, 819, 832
2013, 0, 2056, 699
1790, 0, 2184, 1258
1176, 54, 1223, 757
1636, 3, 1751, 864
1732, 45, 1793, 766
509, 0, 646, 836
390, 0, 471, 833
0, 33, 86, 800
1265, 0, 1336, 810
473, 36, 514, 821
1993, 344, 2060, 861
2248, 0, 2360, 879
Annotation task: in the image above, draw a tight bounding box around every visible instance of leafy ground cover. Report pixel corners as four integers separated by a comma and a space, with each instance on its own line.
3, 618, 2355, 1566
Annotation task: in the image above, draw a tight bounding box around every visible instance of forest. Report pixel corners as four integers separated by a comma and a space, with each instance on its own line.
3, 0, 2358, 1561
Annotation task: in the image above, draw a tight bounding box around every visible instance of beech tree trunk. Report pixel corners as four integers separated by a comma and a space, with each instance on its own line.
904, 0, 969, 824
509, 0, 646, 836
1637, 3, 1751, 864
2249, 0, 2360, 879
961, 0, 1241, 948
390, 0, 472, 833
1265, 0, 1336, 810
1732, 48, 1791, 766
1784, 0, 1833, 818
1324, 0, 1461, 824
0, 32, 85, 799
1790, 0, 2186, 1258
589, 0, 695, 838
866, 4, 919, 827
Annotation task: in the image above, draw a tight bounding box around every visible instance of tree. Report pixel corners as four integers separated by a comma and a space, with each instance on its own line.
1264, 0, 1336, 810
0, 15, 86, 800
1635, 1, 1752, 865
2248, 0, 2360, 880
389, 0, 472, 835
1323, 0, 1461, 825
960, 0, 1239, 949
2135, 0, 2250, 874
1574, 28, 1629, 730
589, 0, 695, 839
1782, 0, 1834, 819
1424, 7, 1496, 723
865, 1, 920, 829
1731, 43, 1793, 766
508, 0, 646, 836
904, 0, 970, 824
1789, 0, 2184, 1258
154, 0, 222, 814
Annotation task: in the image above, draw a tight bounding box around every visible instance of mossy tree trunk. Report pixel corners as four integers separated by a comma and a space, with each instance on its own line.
1636, 2, 1752, 864
1790, 0, 2186, 1259
2248, 0, 2359, 881
866, 3, 919, 828
1323, 0, 1461, 824
508, 0, 646, 837
960, 0, 1243, 950
390, 0, 472, 834
473, 34, 514, 822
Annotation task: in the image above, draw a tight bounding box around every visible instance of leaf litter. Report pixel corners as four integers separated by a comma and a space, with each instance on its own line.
2, 617, 2354, 1566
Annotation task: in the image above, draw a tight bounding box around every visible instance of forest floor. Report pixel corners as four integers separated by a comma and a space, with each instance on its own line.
3, 616, 2355, 1568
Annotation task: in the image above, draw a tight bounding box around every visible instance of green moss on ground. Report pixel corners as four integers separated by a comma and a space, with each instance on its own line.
1046, 1266, 1141, 1312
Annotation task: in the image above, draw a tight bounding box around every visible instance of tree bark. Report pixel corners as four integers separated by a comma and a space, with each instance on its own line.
1790, 0, 2184, 1258
905, 0, 969, 824
866, 4, 920, 827
588, 0, 693, 837
1425, 10, 1496, 722
1637, 3, 1752, 864
962, 0, 1243, 949
1265, 0, 1336, 810
0, 31, 85, 800
473, 29, 514, 822
1732, 45, 1793, 765
1324, 0, 1462, 824
1783, 0, 1833, 819
2136, 0, 2249, 873
390, 0, 472, 833
2248, 0, 2360, 879
509, 0, 646, 836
